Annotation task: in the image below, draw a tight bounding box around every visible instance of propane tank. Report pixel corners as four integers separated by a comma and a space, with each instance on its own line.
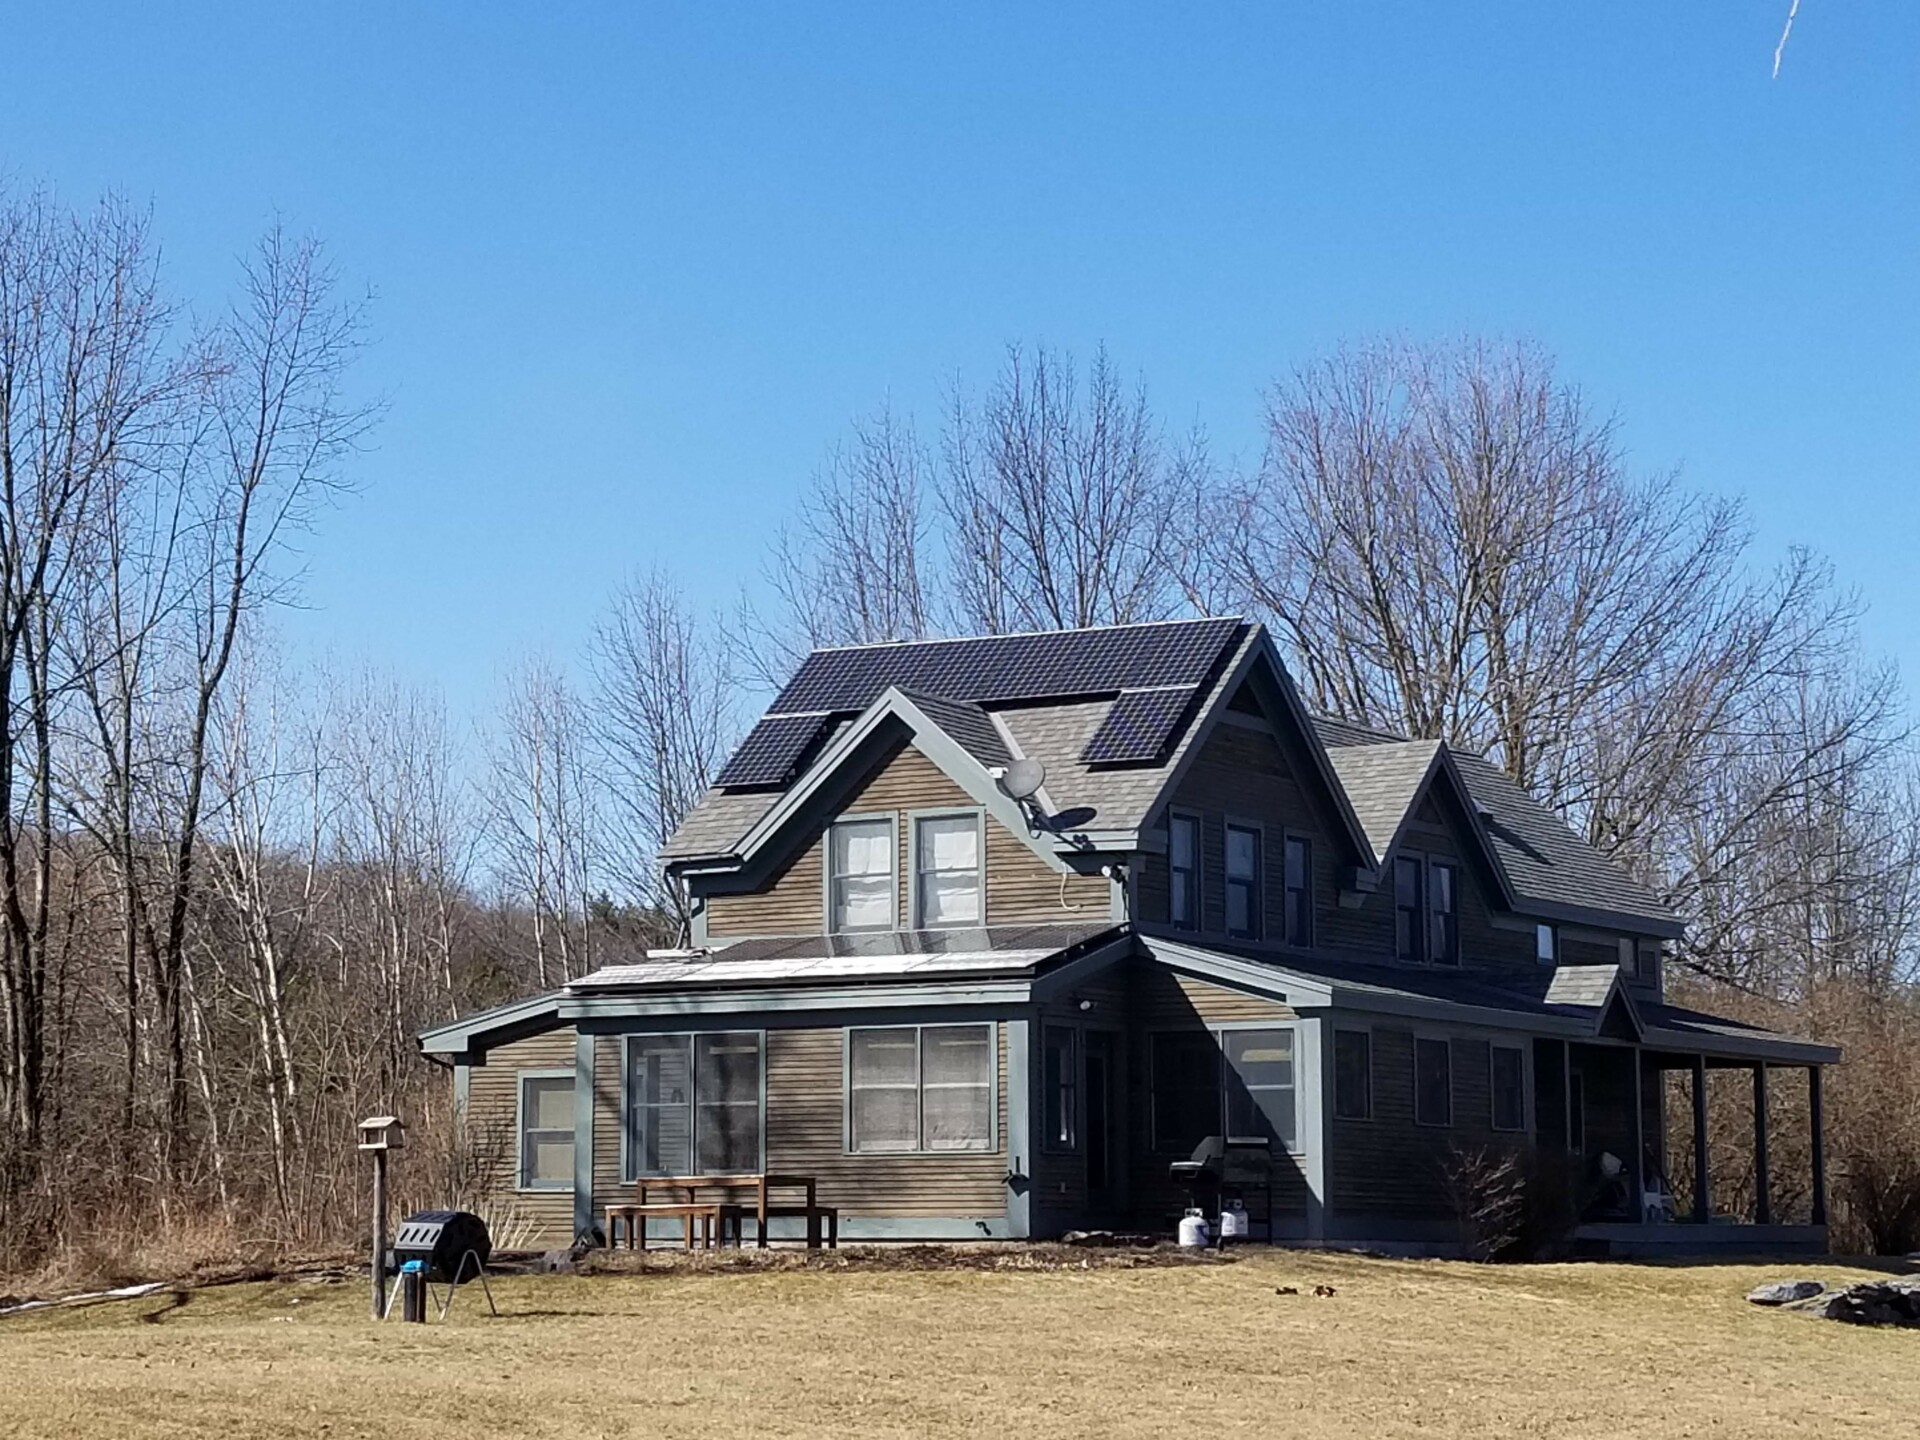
1218, 1199, 1249, 1242
1177, 1208, 1211, 1248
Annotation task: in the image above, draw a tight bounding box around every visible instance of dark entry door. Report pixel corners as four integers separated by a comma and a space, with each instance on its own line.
1085, 1030, 1117, 1210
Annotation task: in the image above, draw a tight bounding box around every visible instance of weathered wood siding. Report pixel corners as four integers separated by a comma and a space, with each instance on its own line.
463, 1027, 578, 1247
1327, 1025, 1515, 1218
703, 741, 1105, 938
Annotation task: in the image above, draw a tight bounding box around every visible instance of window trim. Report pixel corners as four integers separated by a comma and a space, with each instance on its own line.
1147, 1021, 1302, 1155
1282, 831, 1314, 949
1042, 1023, 1079, 1153
824, 812, 899, 934
1413, 1034, 1455, 1129
515, 1067, 577, 1192
1490, 1041, 1529, 1133
620, 1030, 768, 1181
842, 1022, 999, 1156
907, 807, 986, 930
1224, 818, 1264, 941
1332, 1026, 1374, 1122
1167, 808, 1202, 933
1427, 858, 1459, 966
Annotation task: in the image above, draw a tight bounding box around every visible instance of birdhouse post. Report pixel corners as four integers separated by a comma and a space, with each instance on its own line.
359, 1115, 406, 1319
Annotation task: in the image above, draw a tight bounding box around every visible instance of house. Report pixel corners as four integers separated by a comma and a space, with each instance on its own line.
421, 618, 1838, 1255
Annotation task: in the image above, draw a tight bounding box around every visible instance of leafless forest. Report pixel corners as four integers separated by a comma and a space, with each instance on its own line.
3, 192, 1916, 1277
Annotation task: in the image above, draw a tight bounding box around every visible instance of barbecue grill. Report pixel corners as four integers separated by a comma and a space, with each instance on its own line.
383, 1209, 496, 1320
1168, 1136, 1275, 1243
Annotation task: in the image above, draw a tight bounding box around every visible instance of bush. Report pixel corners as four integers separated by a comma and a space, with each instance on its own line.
1439, 1143, 1582, 1262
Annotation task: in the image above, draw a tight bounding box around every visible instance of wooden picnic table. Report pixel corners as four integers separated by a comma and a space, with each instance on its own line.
605, 1173, 837, 1252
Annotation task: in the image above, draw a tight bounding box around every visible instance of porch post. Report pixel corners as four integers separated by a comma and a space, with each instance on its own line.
1690, 1054, 1710, 1223
1809, 1065, 1828, 1228
1630, 1048, 1645, 1223
1752, 1065, 1771, 1226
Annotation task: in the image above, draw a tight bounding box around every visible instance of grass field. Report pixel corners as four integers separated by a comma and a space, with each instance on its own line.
1, 1249, 1912, 1439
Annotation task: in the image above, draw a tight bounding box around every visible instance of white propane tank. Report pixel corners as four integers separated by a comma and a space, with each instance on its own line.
1218, 1200, 1249, 1241
1177, 1208, 1211, 1248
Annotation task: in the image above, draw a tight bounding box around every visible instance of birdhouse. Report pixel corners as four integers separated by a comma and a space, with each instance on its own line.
359, 1115, 406, 1151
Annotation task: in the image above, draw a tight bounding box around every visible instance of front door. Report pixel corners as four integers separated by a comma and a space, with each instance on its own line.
1085, 1030, 1117, 1213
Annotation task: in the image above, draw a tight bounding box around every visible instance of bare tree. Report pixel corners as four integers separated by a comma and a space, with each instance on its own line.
590, 570, 739, 942
943, 344, 1209, 634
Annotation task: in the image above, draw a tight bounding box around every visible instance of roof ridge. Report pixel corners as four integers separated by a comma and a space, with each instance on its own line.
802, 615, 1246, 655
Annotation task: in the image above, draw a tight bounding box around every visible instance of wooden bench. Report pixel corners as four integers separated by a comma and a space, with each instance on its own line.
606, 1174, 836, 1251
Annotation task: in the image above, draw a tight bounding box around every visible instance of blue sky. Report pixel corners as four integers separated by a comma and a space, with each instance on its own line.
5, 3, 1916, 718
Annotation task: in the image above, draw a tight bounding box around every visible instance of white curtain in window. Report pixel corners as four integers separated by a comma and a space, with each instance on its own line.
831, 819, 894, 930
915, 815, 980, 926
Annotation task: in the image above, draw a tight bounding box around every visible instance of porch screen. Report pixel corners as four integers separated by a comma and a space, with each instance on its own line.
1224, 1029, 1295, 1150
625, 1031, 763, 1177
1151, 1030, 1220, 1154
848, 1024, 993, 1153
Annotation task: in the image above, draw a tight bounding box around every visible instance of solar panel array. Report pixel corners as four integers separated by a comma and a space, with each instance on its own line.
1080, 686, 1196, 764
712, 713, 829, 788
714, 617, 1245, 789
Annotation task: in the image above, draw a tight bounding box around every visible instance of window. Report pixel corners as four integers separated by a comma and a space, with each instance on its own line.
1491, 1045, 1526, 1131
1636, 940, 1660, 980
518, 1072, 574, 1190
848, 1024, 993, 1153
914, 813, 981, 928
1283, 836, 1312, 947
1043, 1025, 1077, 1151
829, 818, 895, 931
1395, 856, 1425, 962
1224, 1029, 1295, 1149
1428, 862, 1458, 964
1617, 937, 1634, 974
1169, 813, 1200, 931
1333, 1029, 1373, 1120
1151, 1030, 1222, 1154
1152, 1027, 1300, 1153
625, 1032, 763, 1177
1226, 824, 1262, 939
1536, 923, 1558, 966
1414, 1037, 1453, 1127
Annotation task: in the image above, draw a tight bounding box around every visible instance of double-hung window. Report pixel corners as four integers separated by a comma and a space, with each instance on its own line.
1283, 836, 1312, 947
1491, 1044, 1527, 1132
829, 818, 894, 932
1223, 1029, 1296, 1150
1428, 861, 1459, 965
1414, 1036, 1453, 1127
1225, 824, 1262, 940
1151, 1027, 1298, 1153
1333, 1029, 1372, 1120
914, 813, 981, 928
848, 1024, 994, 1153
518, 1072, 575, 1190
625, 1032, 764, 1176
1169, 812, 1200, 931
1043, 1025, 1078, 1151
1395, 856, 1425, 962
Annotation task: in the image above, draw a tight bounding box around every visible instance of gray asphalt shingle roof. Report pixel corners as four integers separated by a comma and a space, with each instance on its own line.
1322, 739, 1441, 863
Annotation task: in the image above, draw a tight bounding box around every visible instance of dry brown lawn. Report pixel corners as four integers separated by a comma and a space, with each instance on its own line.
0, 1249, 1912, 1438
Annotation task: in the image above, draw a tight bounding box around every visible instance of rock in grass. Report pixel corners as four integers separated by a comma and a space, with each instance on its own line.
1748, 1279, 1827, 1306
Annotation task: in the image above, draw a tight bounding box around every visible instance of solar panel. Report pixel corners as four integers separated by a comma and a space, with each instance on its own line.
769, 617, 1243, 716
713, 713, 828, 788
1081, 687, 1196, 764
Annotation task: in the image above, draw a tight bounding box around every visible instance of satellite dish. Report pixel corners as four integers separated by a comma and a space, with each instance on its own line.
997, 757, 1046, 802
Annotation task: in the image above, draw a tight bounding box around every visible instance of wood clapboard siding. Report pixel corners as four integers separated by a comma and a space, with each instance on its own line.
764, 1023, 1009, 1217
1123, 963, 1308, 1221
1329, 1027, 1512, 1217
463, 1027, 578, 1246
704, 740, 1105, 937
591, 1035, 624, 1219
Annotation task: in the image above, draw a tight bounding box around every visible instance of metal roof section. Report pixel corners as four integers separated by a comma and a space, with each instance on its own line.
570, 922, 1115, 992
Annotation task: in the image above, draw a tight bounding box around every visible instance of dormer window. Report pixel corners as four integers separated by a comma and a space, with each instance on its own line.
1428, 862, 1458, 965
829, 818, 895, 932
913, 813, 982, 928
1394, 856, 1425, 962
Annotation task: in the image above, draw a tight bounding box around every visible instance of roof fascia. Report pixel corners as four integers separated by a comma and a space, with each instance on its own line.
1030, 932, 1140, 1001
1642, 1027, 1841, 1067
557, 977, 1033, 1020
417, 992, 563, 1056
1140, 935, 1336, 1008
1521, 895, 1687, 941
723, 686, 1072, 882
